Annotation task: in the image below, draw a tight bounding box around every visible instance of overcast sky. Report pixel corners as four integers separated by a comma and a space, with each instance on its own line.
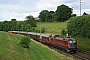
0, 0, 90, 21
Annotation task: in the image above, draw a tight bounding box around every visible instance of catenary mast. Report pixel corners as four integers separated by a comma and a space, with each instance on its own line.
80, 0, 82, 16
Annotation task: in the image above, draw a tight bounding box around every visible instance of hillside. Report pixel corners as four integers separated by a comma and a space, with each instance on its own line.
36, 22, 67, 35
0, 31, 73, 60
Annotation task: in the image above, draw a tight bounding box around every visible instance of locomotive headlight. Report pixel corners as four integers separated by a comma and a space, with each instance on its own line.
69, 41, 72, 43
73, 41, 76, 43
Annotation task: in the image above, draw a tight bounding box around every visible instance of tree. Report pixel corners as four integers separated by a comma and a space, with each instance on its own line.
25, 15, 37, 27
48, 11, 55, 22
0, 21, 11, 31
67, 15, 90, 38
0, 15, 37, 32
38, 10, 55, 22
11, 19, 17, 30
11, 19, 17, 21
83, 12, 88, 15
16, 22, 26, 31
71, 14, 77, 17
25, 15, 37, 31
55, 4, 72, 21
38, 10, 49, 22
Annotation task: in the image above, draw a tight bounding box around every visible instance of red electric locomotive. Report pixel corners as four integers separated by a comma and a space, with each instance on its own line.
51, 36, 78, 53
8, 31, 78, 53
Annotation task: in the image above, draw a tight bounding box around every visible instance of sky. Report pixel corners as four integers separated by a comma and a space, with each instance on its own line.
0, 0, 90, 21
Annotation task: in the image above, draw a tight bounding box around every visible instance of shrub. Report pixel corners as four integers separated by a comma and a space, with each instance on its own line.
41, 27, 45, 33
67, 15, 90, 38
19, 37, 30, 48
61, 29, 66, 36
33, 29, 40, 33
34, 27, 45, 33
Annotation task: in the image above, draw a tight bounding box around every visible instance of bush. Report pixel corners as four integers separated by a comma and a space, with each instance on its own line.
61, 29, 66, 36
67, 15, 90, 38
34, 27, 46, 33
33, 29, 40, 33
41, 27, 45, 33
19, 37, 31, 48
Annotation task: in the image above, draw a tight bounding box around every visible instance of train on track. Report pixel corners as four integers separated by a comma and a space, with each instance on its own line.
8, 31, 78, 53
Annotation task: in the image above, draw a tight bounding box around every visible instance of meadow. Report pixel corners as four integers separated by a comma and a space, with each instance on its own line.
0, 31, 73, 60
36, 22, 67, 35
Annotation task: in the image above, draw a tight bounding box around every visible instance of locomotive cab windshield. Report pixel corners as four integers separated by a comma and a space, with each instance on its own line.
67, 38, 78, 53
68, 38, 77, 48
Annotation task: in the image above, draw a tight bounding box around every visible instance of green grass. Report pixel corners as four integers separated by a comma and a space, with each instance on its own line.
75, 37, 90, 51
30, 40, 72, 60
36, 22, 67, 35
0, 31, 73, 60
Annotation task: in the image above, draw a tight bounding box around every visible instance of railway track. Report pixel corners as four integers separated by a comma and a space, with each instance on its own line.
72, 49, 90, 60
47, 44, 90, 60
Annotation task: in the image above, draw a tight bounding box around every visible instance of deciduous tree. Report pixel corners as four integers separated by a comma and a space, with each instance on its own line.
55, 4, 72, 21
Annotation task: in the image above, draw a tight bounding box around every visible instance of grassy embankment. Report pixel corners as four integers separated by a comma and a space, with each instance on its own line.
0, 31, 73, 60
36, 22, 90, 51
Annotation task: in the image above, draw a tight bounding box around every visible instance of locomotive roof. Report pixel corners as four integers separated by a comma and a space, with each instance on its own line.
27, 32, 50, 37
67, 38, 75, 41
12, 31, 52, 37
